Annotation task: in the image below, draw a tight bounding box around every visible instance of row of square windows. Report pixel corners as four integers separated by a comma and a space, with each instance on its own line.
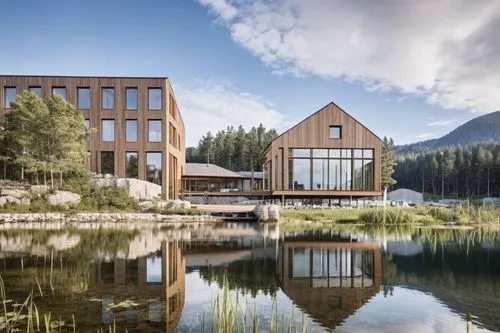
2, 86, 163, 110
91, 119, 180, 148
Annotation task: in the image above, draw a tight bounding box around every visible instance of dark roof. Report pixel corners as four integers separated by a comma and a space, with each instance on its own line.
184, 163, 244, 178
263, 101, 382, 155
0, 74, 168, 80
237, 171, 263, 179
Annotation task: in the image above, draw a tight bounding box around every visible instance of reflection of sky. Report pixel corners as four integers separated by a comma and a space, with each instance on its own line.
336, 287, 494, 333
146, 256, 162, 283
146, 152, 162, 169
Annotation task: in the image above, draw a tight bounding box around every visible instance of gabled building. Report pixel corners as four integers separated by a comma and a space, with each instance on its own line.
263, 102, 382, 200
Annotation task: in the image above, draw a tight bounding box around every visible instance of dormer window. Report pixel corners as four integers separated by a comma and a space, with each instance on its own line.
329, 126, 342, 139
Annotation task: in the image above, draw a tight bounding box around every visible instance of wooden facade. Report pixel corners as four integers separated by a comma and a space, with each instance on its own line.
0, 75, 185, 198
264, 102, 382, 198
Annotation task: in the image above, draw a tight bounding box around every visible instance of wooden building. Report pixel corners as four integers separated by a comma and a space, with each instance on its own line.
263, 102, 382, 200
0, 75, 185, 198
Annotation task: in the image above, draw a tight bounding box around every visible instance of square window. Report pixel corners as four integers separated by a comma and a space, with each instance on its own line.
364, 149, 373, 159
126, 88, 137, 110
329, 126, 341, 139
52, 87, 67, 100
29, 87, 42, 98
148, 88, 162, 110
3, 87, 16, 108
102, 88, 115, 109
77, 88, 90, 109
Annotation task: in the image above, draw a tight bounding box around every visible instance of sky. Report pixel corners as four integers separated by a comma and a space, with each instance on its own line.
1, 0, 499, 147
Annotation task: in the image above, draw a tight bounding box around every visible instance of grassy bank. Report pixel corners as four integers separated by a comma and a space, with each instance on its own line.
280, 206, 500, 225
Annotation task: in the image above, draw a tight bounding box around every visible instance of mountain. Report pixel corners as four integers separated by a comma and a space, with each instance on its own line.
395, 111, 500, 155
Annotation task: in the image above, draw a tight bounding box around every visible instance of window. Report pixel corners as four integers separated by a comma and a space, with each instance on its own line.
3, 87, 16, 108
148, 88, 162, 110
126, 120, 138, 142
329, 126, 341, 139
169, 95, 177, 119
29, 87, 42, 98
126, 88, 137, 110
77, 88, 90, 109
125, 152, 138, 179
148, 120, 162, 142
289, 149, 311, 158
289, 159, 310, 190
101, 152, 114, 175
169, 154, 177, 199
52, 87, 66, 100
101, 88, 114, 109
101, 120, 115, 142
147, 152, 162, 185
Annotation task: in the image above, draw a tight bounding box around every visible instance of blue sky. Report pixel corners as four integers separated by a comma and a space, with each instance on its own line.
1, 0, 498, 146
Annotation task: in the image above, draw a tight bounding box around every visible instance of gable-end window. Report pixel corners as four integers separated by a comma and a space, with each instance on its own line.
126, 87, 137, 110
148, 88, 162, 110
329, 126, 341, 139
77, 88, 90, 110
102, 88, 114, 109
4, 87, 16, 108
52, 87, 67, 100
29, 87, 42, 98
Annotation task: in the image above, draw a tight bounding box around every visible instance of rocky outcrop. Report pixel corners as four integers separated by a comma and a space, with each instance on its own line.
1, 188, 28, 199
138, 199, 192, 212
91, 177, 162, 200
47, 191, 81, 208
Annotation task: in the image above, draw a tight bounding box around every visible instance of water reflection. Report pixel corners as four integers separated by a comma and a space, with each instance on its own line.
0, 224, 500, 332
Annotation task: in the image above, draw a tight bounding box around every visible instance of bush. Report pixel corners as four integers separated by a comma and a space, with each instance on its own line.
78, 186, 139, 212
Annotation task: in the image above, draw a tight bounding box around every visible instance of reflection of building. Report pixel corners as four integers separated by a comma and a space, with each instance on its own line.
0, 75, 185, 199
277, 240, 382, 330
263, 102, 382, 201
87, 240, 185, 332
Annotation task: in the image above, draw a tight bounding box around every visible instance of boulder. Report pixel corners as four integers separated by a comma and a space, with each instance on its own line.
47, 191, 81, 207
139, 201, 155, 212
31, 185, 50, 197
268, 205, 280, 221
166, 200, 183, 210
180, 201, 192, 209
1, 188, 28, 199
253, 204, 269, 222
0, 196, 21, 207
0, 197, 6, 207
20, 197, 31, 206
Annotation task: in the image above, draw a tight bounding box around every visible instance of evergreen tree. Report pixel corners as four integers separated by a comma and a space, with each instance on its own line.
381, 137, 397, 190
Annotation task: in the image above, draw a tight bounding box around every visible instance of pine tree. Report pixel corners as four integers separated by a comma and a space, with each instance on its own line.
381, 137, 397, 190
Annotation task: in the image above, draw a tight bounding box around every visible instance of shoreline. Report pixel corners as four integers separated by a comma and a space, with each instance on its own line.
0, 212, 219, 223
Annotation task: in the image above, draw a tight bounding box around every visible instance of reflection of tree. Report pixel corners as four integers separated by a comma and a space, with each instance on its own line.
198, 258, 278, 297
125, 154, 138, 178
382, 252, 396, 297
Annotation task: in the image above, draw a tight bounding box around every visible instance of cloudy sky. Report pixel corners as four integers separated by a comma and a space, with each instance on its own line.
1, 0, 499, 146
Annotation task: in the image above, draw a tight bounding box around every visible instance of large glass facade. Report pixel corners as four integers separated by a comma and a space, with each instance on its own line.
101, 151, 114, 175
288, 148, 374, 191
3, 87, 16, 108
77, 88, 90, 109
125, 152, 138, 178
126, 120, 138, 142
148, 88, 162, 110
147, 152, 162, 185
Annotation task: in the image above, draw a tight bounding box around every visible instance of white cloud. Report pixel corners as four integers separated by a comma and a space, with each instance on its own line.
426, 119, 458, 127
175, 79, 294, 146
198, 0, 500, 113
416, 133, 435, 139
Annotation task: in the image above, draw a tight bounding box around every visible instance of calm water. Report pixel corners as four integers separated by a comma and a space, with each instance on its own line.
1, 222, 500, 332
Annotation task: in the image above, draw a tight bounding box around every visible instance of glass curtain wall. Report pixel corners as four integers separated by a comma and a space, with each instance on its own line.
288, 148, 374, 191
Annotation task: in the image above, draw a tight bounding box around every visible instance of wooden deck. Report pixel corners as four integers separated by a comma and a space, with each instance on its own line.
193, 204, 257, 222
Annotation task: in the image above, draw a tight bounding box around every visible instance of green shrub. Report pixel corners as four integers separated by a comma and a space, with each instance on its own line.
359, 209, 413, 224
78, 186, 139, 212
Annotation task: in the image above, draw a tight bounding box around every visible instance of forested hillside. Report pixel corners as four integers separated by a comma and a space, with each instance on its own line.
186, 124, 278, 172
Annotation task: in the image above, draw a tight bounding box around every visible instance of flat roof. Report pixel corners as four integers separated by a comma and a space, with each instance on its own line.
0, 74, 168, 80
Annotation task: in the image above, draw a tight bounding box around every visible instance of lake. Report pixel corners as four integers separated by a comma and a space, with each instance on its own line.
0, 222, 499, 332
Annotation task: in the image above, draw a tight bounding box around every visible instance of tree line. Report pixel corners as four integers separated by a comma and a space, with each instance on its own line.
394, 143, 500, 198
0, 91, 88, 187
187, 124, 278, 172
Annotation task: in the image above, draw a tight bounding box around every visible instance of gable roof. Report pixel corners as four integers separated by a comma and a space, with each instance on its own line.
263, 101, 382, 154
237, 171, 264, 179
184, 163, 244, 178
